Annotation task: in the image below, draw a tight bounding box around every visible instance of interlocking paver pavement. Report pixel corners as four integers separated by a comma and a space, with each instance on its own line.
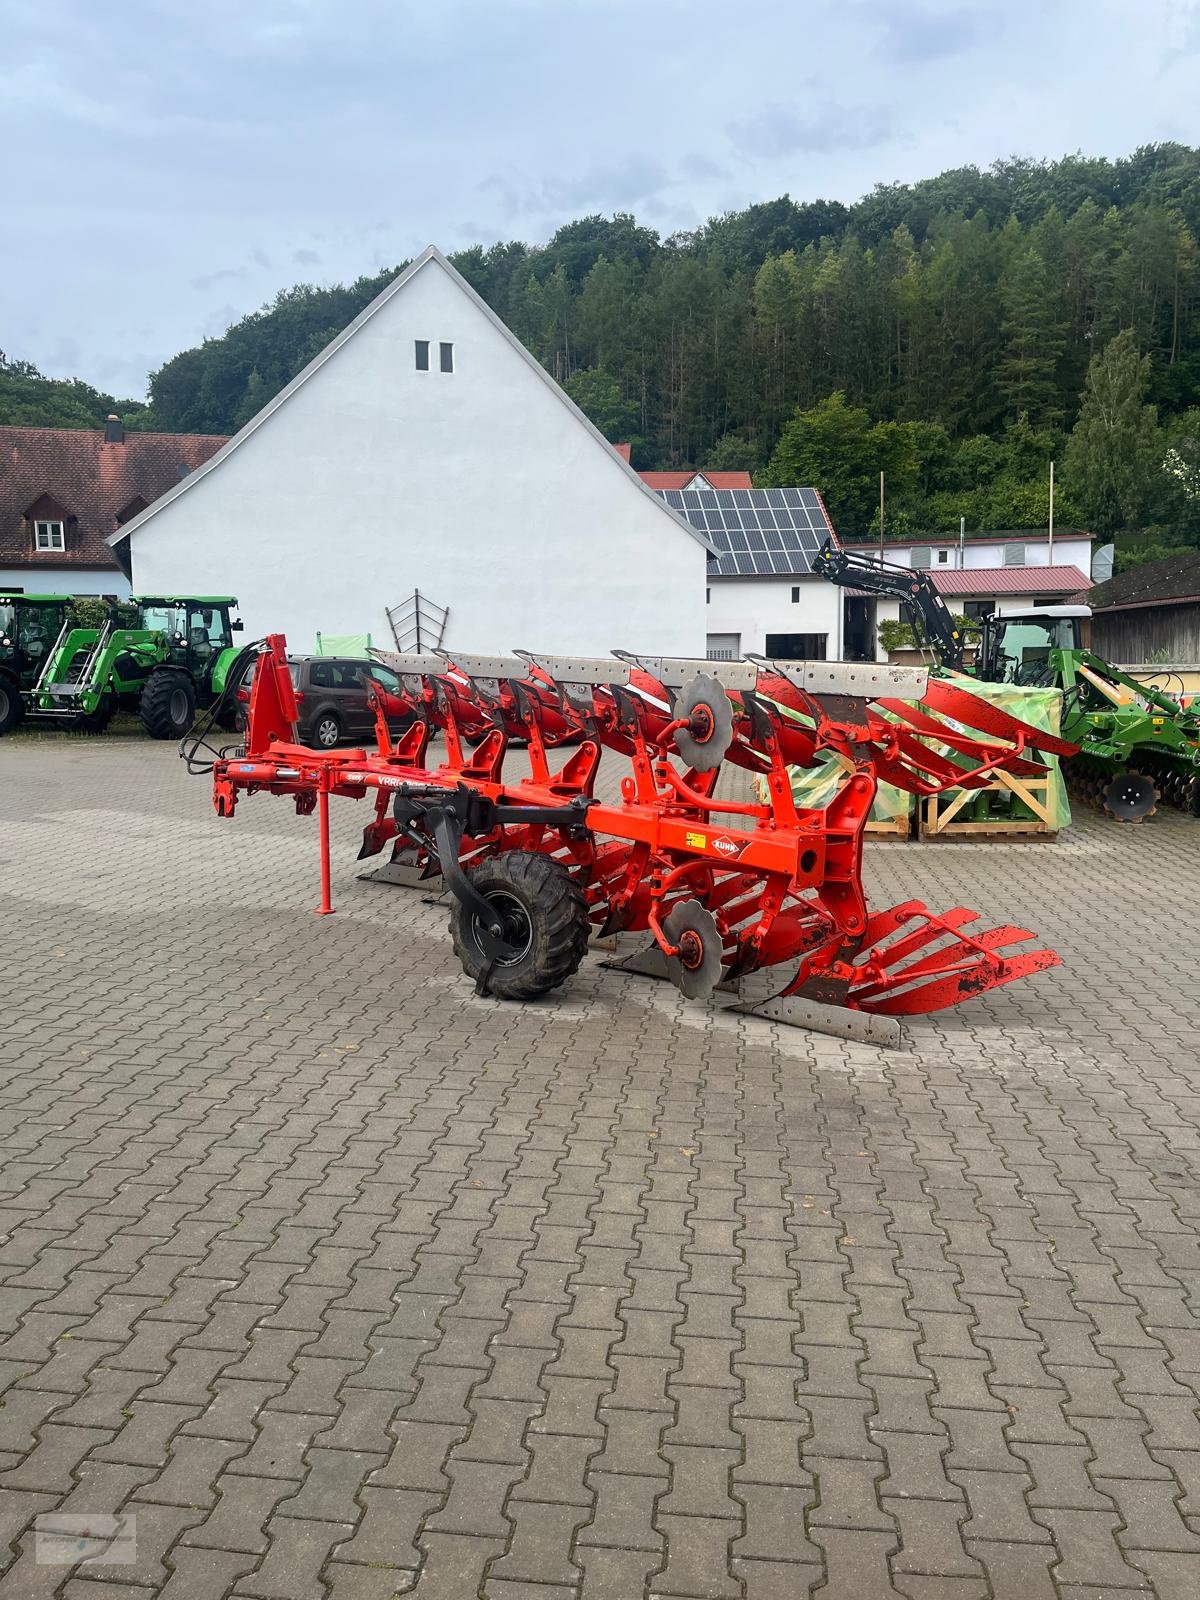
2, 735, 1200, 1597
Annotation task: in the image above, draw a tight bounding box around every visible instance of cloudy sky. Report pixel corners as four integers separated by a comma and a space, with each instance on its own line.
5, 0, 1200, 399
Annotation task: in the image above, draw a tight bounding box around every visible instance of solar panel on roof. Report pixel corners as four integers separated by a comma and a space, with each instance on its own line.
657, 485, 832, 576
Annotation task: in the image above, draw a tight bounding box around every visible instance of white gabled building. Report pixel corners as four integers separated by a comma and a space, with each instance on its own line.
112, 247, 711, 657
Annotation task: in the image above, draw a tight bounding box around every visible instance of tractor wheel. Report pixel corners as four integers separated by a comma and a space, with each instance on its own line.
449, 850, 591, 1001
140, 672, 197, 739
0, 675, 22, 736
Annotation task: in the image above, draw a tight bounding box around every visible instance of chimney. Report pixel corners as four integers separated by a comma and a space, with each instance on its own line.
104, 414, 124, 444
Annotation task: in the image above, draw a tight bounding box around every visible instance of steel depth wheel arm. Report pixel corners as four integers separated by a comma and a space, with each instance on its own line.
392, 783, 594, 960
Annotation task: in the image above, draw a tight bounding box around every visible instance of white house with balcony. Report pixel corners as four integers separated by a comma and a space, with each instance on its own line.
836, 530, 1099, 660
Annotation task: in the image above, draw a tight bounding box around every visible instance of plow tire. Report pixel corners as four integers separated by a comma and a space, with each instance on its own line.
140, 671, 197, 740
0, 675, 22, 736
451, 850, 590, 1000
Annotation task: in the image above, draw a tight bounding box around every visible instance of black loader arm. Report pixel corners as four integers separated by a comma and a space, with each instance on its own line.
814, 539, 965, 672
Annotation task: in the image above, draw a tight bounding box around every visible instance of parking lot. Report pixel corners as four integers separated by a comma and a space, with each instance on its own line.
2, 735, 1200, 1598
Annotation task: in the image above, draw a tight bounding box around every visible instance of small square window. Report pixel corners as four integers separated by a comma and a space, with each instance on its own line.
414, 340, 430, 371
936, 549, 949, 563
791, 585, 800, 603
440, 342, 454, 373
34, 520, 65, 552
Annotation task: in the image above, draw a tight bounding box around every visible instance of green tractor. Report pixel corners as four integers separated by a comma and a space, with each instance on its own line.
817, 542, 1200, 823
973, 606, 1200, 820
19, 595, 245, 739
0, 592, 74, 734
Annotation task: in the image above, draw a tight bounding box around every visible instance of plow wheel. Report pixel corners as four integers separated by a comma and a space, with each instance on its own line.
1102, 770, 1158, 823
449, 850, 590, 1000
662, 900, 725, 999
674, 674, 735, 772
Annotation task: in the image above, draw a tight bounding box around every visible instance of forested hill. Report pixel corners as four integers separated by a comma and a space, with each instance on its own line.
9, 145, 1200, 550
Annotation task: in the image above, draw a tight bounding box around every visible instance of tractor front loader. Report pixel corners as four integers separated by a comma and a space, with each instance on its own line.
11, 594, 245, 739
188, 636, 1073, 1046
0, 592, 73, 734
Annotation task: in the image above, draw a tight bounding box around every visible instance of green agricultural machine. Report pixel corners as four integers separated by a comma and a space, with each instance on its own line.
818, 542, 1200, 822
0, 592, 74, 734
15, 595, 245, 739
972, 607, 1200, 819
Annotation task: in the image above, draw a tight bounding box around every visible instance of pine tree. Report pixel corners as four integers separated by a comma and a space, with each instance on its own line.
1063, 329, 1160, 531
998, 247, 1066, 424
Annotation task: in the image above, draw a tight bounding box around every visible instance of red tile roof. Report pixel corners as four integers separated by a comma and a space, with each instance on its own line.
639, 469, 754, 490
0, 424, 228, 572
931, 565, 1092, 596
613, 442, 633, 463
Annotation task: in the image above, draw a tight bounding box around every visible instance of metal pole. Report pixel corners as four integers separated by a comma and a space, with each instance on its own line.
879, 472, 885, 555
315, 784, 335, 915
959, 516, 965, 568
1048, 462, 1055, 562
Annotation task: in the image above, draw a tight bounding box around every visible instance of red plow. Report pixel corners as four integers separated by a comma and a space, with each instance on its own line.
198, 638, 1074, 1046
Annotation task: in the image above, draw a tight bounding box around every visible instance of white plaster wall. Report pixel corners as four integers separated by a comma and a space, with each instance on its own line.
0, 567, 131, 598
874, 598, 901, 660
705, 577, 841, 658
842, 536, 1092, 573
127, 258, 707, 656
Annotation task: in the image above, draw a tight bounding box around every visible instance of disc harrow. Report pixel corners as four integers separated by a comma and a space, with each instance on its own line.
196, 636, 1072, 1046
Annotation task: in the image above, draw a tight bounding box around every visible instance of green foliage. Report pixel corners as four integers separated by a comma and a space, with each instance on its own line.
13, 144, 1200, 543
761, 393, 920, 533
878, 618, 919, 653
879, 613, 970, 653
561, 367, 639, 443
998, 244, 1067, 424
703, 434, 761, 473
0, 353, 151, 432
1063, 330, 1160, 532
68, 597, 109, 629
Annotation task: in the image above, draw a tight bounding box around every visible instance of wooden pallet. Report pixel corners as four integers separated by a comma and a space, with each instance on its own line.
866, 811, 913, 838
919, 769, 1057, 841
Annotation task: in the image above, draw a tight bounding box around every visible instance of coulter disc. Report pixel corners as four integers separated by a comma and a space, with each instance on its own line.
662, 899, 725, 999
674, 674, 734, 772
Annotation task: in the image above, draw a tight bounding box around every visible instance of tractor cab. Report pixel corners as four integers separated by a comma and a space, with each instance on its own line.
0, 594, 75, 734
132, 597, 242, 683
977, 606, 1090, 686
0, 594, 73, 677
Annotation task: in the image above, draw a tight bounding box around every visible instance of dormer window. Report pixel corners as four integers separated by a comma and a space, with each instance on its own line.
34, 520, 65, 552
116, 495, 148, 527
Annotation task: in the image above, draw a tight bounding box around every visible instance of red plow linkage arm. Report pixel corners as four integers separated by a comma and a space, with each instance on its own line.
201, 636, 1073, 1047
